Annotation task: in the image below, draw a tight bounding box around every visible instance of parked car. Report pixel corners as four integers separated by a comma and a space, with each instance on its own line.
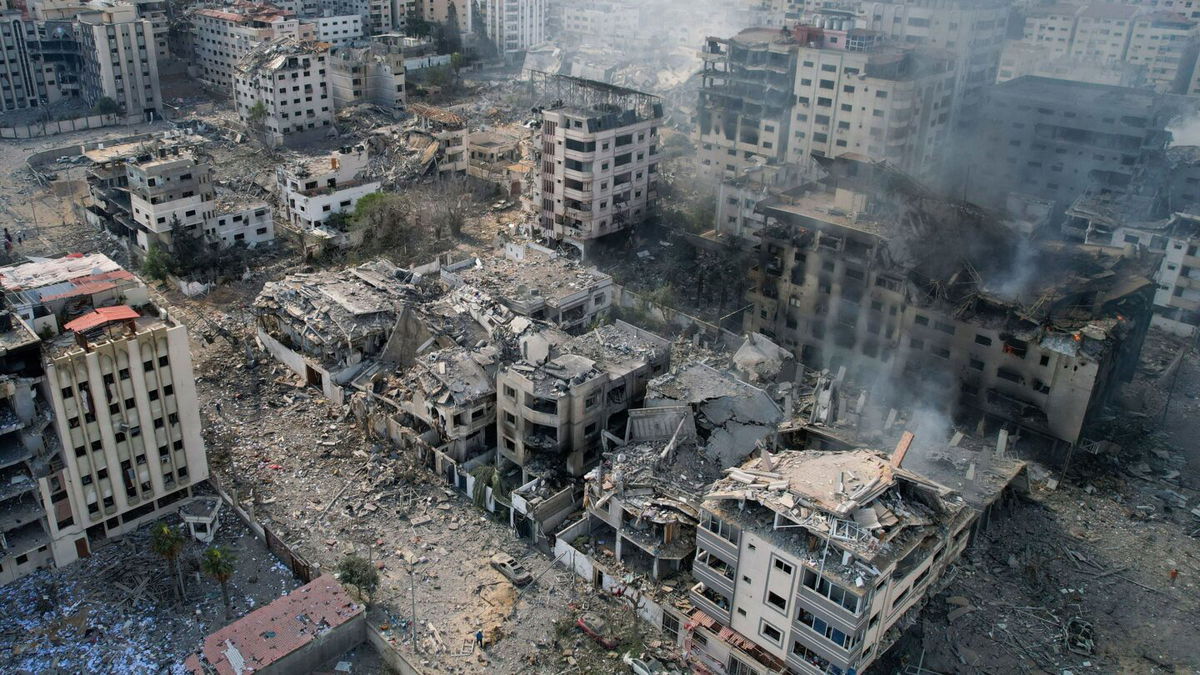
489, 553, 533, 586
577, 614, 619, 649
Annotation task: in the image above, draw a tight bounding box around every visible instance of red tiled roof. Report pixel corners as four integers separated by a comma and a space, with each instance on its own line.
183, 577, 362, 675
63, 305, 140, 332
40, 281, 117, 302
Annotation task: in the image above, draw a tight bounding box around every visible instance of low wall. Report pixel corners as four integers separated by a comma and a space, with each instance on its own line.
367, 624, 424, 675
0, 113, 129, 140
207, 473, 318, 583
266, 610, 366, 675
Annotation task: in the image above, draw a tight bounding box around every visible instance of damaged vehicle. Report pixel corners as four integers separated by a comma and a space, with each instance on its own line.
490, 553, 533, 586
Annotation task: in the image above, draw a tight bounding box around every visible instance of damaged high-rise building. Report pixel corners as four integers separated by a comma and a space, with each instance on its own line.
0, 255, 207, 585
741, 155, 1157, 445
532, 73, 663, 251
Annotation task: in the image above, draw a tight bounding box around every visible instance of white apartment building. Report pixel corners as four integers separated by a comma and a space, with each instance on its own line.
482, 0, 545, 58
0, 255, 208, 584
125, 147, 274, 253
786, 27, 956, 181
319, 0, 395, 35
77, 3, 162, 121
190, 4, 311, 91
314, 13, 362, 45
277, 144, 380, 231
535, 76, 662, 250
234, 38, 333, 147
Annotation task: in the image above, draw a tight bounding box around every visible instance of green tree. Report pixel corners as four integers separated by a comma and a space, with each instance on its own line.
337, 555, 380, 602
450, 52, 465, 72
141, 244, 171, 281
201, 546, 236, 621
91, 97, 120, 117
150, 523, 186, 601
246, 100, 268, 127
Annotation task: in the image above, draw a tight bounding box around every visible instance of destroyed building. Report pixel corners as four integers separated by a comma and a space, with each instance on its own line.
276, 144, 380, 237
496, 320, 671, 485
686, 442, 1027, 675
1066, 194, 1200, 335
328, 36, 406, 111
407, 103, 468, 178
532, 73, 663, 251
646, 361, 783, 467
252, 260, 434, 404
441, 242, 614, 333
582, 406, 719, 581
234, 37, 334, 147
0, 255, 208, 584
467, 130, 529, 198
82, 132, 273, 256
742, 155, 1157, 445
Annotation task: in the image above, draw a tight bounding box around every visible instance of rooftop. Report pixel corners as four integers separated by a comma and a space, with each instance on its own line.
0, 253, 126, 292
993, 75, 1162, 108
183, 577, 362, 675
447, 245, 612, 310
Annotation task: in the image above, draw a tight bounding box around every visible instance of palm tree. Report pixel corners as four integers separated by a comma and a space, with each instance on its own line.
201, 546, 236, 621
150, 523, 186, 601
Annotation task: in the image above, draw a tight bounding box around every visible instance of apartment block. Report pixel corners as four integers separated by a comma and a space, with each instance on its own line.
190, 4, 310, 91
971, 76, 1170, 212
313, 13, 363, 45
716, 163, 804, 242
328, 35, 406, 110
277, 144, 380, 232
742, 155, 1156, 445
1066, 195, 1200, 335
495, 320, 670, 482
481, 0, 545, 59
852, 0, 1009, 126
234, 38, 333, 147
412, 0, 471, 33
1017, 3, 1200, 94
696, 28, 800, 183
467, 130, 526, 197
997, 41, 1146, 88
77, 3, 161, 121
319, 0, 396, 35
785, 23, 955, 180
534, 75, 662, 250
124, 145, 273, 253
0, 254, 207, 584
686, 446, 1026, 675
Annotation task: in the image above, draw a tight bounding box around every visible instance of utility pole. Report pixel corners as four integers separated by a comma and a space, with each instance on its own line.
409, 558, 419, 654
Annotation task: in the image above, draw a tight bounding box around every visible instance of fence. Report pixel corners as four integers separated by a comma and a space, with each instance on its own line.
207, 472, 318, 583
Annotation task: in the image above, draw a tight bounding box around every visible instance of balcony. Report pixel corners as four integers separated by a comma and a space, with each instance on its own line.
689, 582, 732, 625
796, 584, 868, 635
693, 556, 736, 597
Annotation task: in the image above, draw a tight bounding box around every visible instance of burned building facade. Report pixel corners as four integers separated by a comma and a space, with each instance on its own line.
743, 156, 1156, 445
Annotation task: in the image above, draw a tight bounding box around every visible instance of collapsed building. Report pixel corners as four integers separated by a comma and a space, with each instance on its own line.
741, 155, 1157, 445
441, 242, 614, 333
82, 132, 274, 256
467, 130, 529, 198
407, 103, 468, 178
685, 441, 1027, 675
0, 254, 208, 585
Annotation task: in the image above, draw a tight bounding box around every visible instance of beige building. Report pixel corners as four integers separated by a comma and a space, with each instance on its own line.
467, 130, 527, 197
686, 446, 1026, 675
784, 24, 955, 181
534, 75, 663, 250
234, 38, 333, 147
412, 0, 471, 32
495, 321, 670, 482
77, 3, 162, 121
409, 103, 468, 177
190, 4, 312, 91
0, 255, 207, 584
329, 35, 406, 110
